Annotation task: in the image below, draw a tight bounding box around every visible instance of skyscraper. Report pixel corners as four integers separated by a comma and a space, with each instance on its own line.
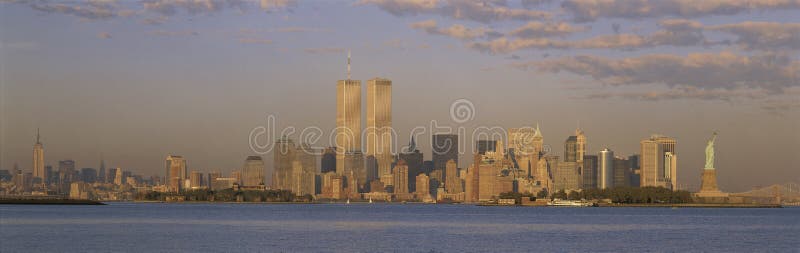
598, 148, 614, 189
32, 129, 44, 184
613, 156, 631, 187
582, 155, 598, 189
432, 134, 458, 181
98, 158, 105, 183
336, 52, 362, 177
564, 136, 578, 162
398, 137, 423, 192
576, 128, 586, 163
640, 135, 677, 190
508, 127, 536, 176
393, 160, 409, 195
242, 156, 265, 187
475, 139, 496, 155
165, 155, 187, 192
273, 136, 295, 190
321, 147, 337, 174
445, 159, 462, 194
366, 78, 392, 181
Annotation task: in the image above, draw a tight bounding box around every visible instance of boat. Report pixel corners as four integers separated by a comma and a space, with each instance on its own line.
346, 199, 350, 204
547, 199, 594, 207
369, 198, 373, 204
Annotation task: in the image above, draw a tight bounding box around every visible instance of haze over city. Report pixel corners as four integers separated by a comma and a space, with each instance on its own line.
2, 0, 799, 192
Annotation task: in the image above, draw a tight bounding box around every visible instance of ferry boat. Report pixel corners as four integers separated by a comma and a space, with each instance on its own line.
547, 199, 594, 207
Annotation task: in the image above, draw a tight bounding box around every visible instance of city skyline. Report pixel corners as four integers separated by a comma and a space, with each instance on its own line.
2, 1, 799, 192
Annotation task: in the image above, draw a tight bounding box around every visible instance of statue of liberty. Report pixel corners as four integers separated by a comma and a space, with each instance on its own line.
705, 131, 717, 169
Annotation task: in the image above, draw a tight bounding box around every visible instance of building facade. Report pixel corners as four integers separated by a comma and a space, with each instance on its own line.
366, 78, 393, 181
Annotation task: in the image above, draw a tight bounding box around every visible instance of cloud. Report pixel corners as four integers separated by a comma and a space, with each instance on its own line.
358, 0, 550, 23
410, 19, 499, 40
97, 32, 112, 39
561, 0, 800, 22
303, 47, 345, 54
529, 52, 800, 92
467, 34, 650, 53
709, 21, 800, 50
141, 16, 168, 25
509, 21, 586, 38
467, 18, 713, 53
275, 27, 332, 33
141, 0, 246, 16
259, 0, 297, 11
239, 38, 272, 44
27, 0, 118, 20
148, 30, 199, 36
579, 87, 769, 101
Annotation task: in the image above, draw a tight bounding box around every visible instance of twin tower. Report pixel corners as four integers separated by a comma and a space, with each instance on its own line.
336, 52, 392, 191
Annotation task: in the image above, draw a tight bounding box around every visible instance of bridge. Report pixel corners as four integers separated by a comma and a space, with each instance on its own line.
731, 183, 800, 204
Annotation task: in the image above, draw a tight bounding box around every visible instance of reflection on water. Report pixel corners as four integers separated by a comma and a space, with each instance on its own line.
1, 204, 798, 252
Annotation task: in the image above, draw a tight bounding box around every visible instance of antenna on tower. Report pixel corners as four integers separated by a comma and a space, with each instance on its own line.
347, 49, 351, 80
36, 128, 40, 144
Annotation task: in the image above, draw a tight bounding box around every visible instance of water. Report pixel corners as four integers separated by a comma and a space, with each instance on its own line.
1, 203, 798, 252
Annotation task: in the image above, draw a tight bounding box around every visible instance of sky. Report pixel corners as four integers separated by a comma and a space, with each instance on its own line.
1, 0, 799, 192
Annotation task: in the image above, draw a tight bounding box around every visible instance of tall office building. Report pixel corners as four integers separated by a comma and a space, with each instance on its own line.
628, 154, 641, 187
614, 157, 631, 187
32, 129, 44, 184
292, 160, 315, 196
582, 155, 598, 189
242, 156, 265, 187
575, 128, 586, 163
190, 171, 203, 189
366, 78, 392, 180
509, 127, 537, 177
598, 148, 614, 189
336, 52, 362, 176
165, 155, 187, 192
80, 168, 97, 183
321, 147, 337, 174
397, 137, 423, 192
58, 160, 77, 188
444, 159, 462, 194
475, 139, 496, 155
432, 134, 458, 182
640, 135, 677, 190
273, 136, 295, 190
393, 160, 409, 194
296, 143, 318, 174
98, 159, 105, 183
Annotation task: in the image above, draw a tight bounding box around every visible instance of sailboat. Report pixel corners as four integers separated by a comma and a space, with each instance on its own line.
369, 198, 373, 204
346, 199, 350, 204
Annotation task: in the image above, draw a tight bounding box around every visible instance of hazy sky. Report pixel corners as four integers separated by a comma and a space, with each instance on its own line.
1, 0, 799, 192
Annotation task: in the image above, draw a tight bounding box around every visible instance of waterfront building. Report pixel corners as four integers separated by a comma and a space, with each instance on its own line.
598, 148, 614, 189
553, 161, 580, 191
432, 134, 458, 184
366, 78, 393, 181
242, 156, 265, 187
415, 173, 430, 199
582, 155, 598, 189
336, 53, 362, 175
445, 159, 462, 194
398, 137, 423, 192
321, 147, 337, 174
640, 135, 677, 190
190, 171, 204, 189
273, 136, 295, 190
292, 160, 315, 196
80, 168, 97, 183
475, 139, 496, 155
165, 155, 186, 192
211, 177, 237, 191
393, 160, 409, 195
32, 129, 44, 184
614, 156, 631, 187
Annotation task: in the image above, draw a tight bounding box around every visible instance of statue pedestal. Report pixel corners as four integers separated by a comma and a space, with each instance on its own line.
695, 169, 728, 198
